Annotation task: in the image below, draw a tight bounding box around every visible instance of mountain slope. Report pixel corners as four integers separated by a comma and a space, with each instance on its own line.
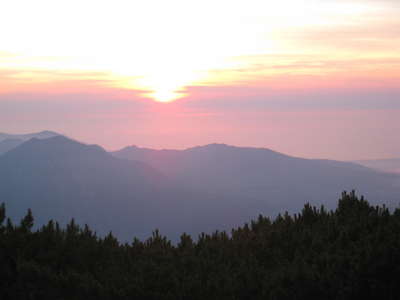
0, 138, 24, 155
113, 144, 400, 214
0, 131, 61, 154
0, 137, 248, 241
0, 136, 171, 240
0, 130, 60, 142
354, 158, 400, 174
2, 137, 399, 241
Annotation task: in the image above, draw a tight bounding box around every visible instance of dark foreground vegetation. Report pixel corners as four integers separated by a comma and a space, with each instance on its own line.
1, 191, 400, 299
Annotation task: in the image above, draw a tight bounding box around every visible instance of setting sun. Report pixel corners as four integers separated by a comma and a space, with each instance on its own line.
1, 0, 393, 103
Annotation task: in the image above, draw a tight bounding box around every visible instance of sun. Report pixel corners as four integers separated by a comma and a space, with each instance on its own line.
111, 60, 201, 103
146, 89, 187, 103
128, 65, 197, 103
0, 0, 377, 103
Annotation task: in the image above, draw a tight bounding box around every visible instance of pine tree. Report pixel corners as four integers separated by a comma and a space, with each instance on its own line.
20, 208, 34, 232
0, 203, 5, 226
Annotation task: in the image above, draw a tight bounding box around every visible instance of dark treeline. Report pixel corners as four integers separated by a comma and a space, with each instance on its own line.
1, 191, 400, 299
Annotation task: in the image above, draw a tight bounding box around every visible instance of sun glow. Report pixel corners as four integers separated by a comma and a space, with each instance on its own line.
0, 0, 384, 102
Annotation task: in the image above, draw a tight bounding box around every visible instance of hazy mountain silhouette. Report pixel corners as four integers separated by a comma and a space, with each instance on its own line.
0, 137, 247, 240
0, 136, 169, 239
0, 130, 60, 142
355, 158, 400, 174
114, 144, 400, 214
2, 134, 400, 241
0, 138, 24, 155
0, 131, 61, 154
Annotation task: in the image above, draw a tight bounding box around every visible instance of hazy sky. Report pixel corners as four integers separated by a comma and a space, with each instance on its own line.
1, 0, 399, 160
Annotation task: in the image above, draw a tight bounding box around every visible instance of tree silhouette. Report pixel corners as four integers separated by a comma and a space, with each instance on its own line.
0, 191, 400, 299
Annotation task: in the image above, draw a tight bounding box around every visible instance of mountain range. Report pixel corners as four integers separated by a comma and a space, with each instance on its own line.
0, 130, 60, 155
0, 135, 245, 240
113, 144, 400, 212
355, 158, 400, 174
1, 131, 399, 241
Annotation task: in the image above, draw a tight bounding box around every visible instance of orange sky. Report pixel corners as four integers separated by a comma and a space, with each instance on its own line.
1, 0, 399, 159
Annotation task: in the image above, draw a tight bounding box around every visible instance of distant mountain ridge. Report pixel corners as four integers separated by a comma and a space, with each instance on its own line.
0, 136, 170, 240
2, 131, 400, 241
113, 143, 400, 215
0, 130, 61, 155
0, 138, 24, 155
0, 136, 246, 241
355, 158, 400, 174
0, 130, 60, 142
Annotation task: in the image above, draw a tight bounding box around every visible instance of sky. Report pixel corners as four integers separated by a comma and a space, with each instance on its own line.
1, 0, 399, 160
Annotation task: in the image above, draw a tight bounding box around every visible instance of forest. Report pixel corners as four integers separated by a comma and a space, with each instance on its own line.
1, 191, 400, 299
